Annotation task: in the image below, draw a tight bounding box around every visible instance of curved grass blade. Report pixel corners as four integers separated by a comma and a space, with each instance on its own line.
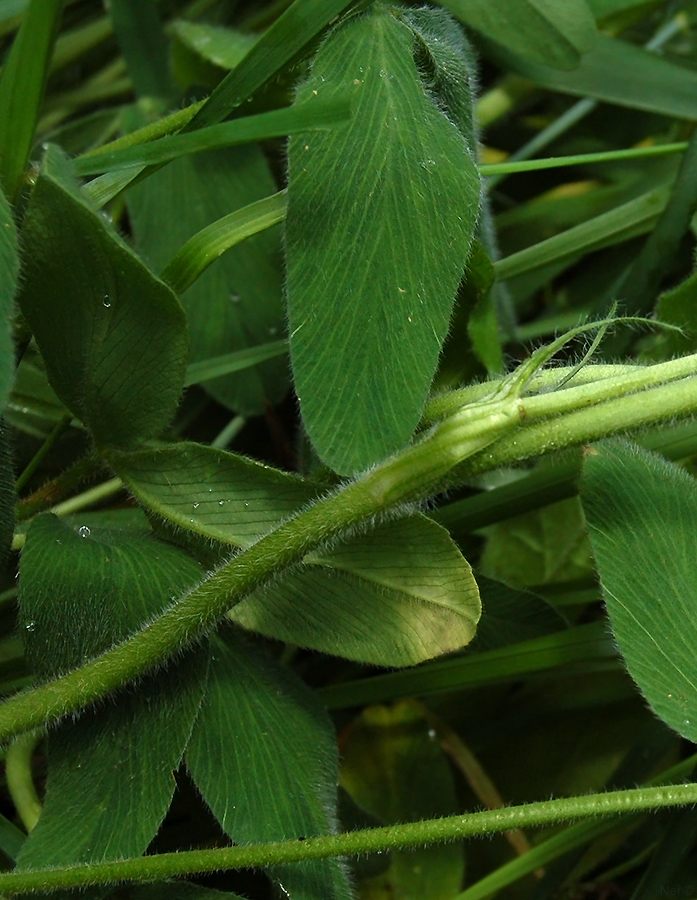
0, 0, 63, 201
73, 99, 351, 176
163, 191, 288, 297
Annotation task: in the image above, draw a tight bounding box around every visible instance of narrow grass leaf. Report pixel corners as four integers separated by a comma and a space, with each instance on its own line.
581, 439, 697, 743
0, 0, 63, 201
162, 192, 288, 297
0, 810, 25, 861
16, 514, 208, 868
126, 143, 285, 415
17, 145, 187, 447
286, 4, 480, 474
232, 515, 481, 666
496, 184, 670, 281
341, 702, 464, 899
614, 131, 697, 318
507, 34, 697, 120
108, 0, 171, 100
437, 0, 596, 70
186, 630, 352, 900
73, 100, 352, 176
320, 621, 617, 709
184, 0, 360, 130
184, 340, 288, 387
0, 184, 18, 414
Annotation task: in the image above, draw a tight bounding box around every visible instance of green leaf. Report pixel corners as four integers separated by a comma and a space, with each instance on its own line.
581, 440, 697, 743
0, 810, 25, 862
112, 444, 481, 666
109, 443, 318, 549
402, 6, 479, 153
652, 265, 697, 358
480, 497, 593, 589
6, 342, 68, 438
171, 20, 257, 71
0, 421, 14, 569
108, 0, 172, 100
0, 0, 63, 201
471, 575, 567, 652
126, 144, 286, 416
184, 0, 360, 130
0, 183, 18, 414
119, 885, 246, 900
18, 513, 203, 677
16, 513, 208, 868
186, 629, 352, 900
341, 701, 464, 900
437, 0, 596, 70
232, 514, 481, 666
17, 144, 187, 448
505, 34, 697, 120
286, 4, 480, 474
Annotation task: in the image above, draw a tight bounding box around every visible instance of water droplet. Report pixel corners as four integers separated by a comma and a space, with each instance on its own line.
427, 728, 437, 739
189, 518, 194, 523
193, 502, 200, 509
102, 295, 111, 308
208, 488, 213, 493
25, 621, 36, 632
78, 525, 91, 538
218, 500, 225, 506
244, 501, 249, 508
229, 292, 241, 304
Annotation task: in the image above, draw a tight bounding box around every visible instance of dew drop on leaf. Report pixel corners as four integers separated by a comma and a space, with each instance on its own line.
78, 525, 91, 538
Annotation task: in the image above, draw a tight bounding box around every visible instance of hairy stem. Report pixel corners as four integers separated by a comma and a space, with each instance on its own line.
1, 363, 696, 743
0, 783, 696, 894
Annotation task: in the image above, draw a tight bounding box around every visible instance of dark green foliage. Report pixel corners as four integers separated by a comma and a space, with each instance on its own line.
2, 1, 697, 899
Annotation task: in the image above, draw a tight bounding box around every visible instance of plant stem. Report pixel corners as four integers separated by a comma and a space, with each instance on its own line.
0, 783, 695, 894
5, 730, 42, 832
455, 372, 697, 484
1, 364, 696, 742
15, 413, 72, 494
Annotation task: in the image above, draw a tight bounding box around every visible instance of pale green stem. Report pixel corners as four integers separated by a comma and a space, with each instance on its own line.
423, 363, 644, 424
49, 477, 123, 516
0, 783, 695, 895
211, 416, 246, 450
455, 753, 697, 900
5, 731, 43, 833
457, 373, 697, 482
11, 477, 125, 551
1, 363, 697, 744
